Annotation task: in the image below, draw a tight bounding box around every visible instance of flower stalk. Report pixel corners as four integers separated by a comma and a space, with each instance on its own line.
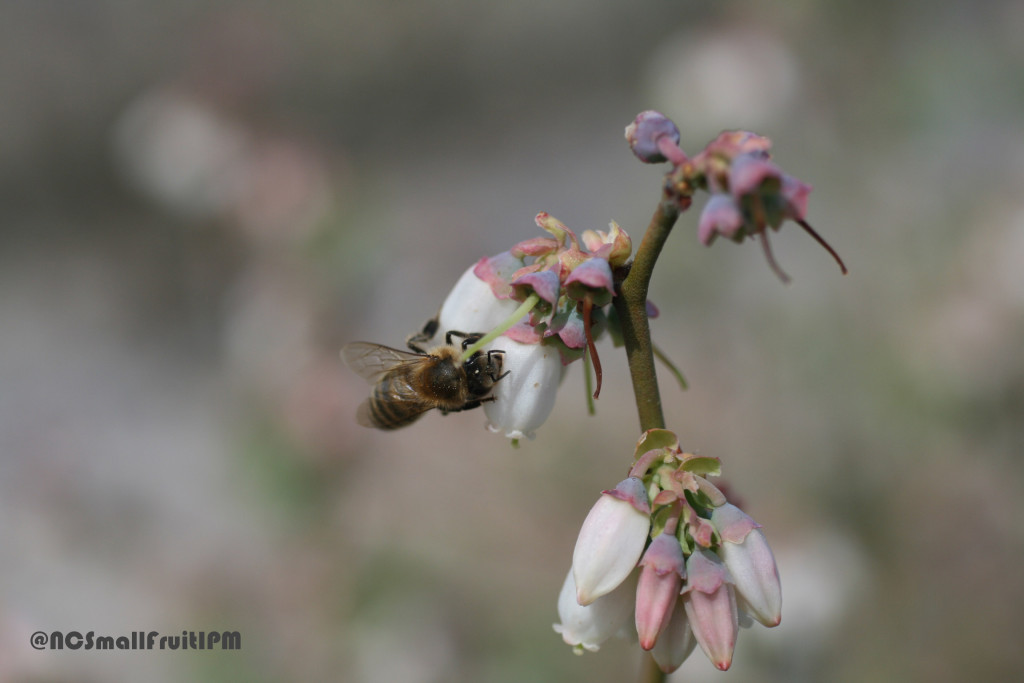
604, 192, 682, 683
618, 198, 680, 683
613, 196, 680, 433
458, 293, 540, 361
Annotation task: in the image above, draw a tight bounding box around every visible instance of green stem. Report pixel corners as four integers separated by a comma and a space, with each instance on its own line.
583, 347, 596, 416
459, 293, 540, 361
616, 195, 680, 683
613, 196, 680, 433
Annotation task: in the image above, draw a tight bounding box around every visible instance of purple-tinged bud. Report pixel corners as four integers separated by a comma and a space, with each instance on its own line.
711, 504, 782, 627
649, 597, 698, 673
697, 194, 745, 245
780, 173, 812, 221
701, 130, 773, 161
564, 258, 615, 306
511, 269, 560, 307
438, 265, 522, 335
554, 568, 638, 653
551, 306, 589, 350
682, 548, 739, 671
473, 251, 528, 300
573, 477, 651, 605
729, 152, 783, 199
484, 338, 562, 440
625, 111, 684, 164
635, 531, 687, 650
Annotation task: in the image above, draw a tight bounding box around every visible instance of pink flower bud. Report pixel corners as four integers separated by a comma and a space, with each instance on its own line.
781, 173, 812, 221
573, 478, 651, 605
553, 568, 638, 652
697, 194, 745, 245
472, 250, 528, 300
682, 548, 739, 671
483, 338, 563, 440
729, 152, 783, 199
635, 531, 686, 650
511, 269, 561, 307
649, 597, 698, 673
564, 258, 614, 306
712, 504, 782, 627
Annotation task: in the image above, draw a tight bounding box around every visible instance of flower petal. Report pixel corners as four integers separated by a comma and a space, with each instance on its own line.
483, 338, 562, 440
573, 478, 651, 605
554, 568, 638, 652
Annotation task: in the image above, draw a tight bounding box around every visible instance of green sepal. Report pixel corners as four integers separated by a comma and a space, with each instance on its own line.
633, 428, 680, 463
679, 454, 722, 478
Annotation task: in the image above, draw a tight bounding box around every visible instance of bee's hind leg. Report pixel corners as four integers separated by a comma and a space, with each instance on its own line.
440, 396, 497, 415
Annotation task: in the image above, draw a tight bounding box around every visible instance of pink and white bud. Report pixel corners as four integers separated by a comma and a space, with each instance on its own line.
483, 337, 562, 440
438, 265, 521, 335
635, 530, 686, 650
573, 477, 651, 605
553, 568, 638, 653
649, 597, 698, 673
682, 547, 739, 671
711, 504, 782, 627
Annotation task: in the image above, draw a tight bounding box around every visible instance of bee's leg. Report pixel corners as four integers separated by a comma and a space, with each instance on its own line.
445, 330, 484, 349
486, 350, 510, 381
407, 314, 441, 353
443, 396, 497, 414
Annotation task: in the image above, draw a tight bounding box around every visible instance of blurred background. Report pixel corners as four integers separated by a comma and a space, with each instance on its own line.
2, 0, 1023, 681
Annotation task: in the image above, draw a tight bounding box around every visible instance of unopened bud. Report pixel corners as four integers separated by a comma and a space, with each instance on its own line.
625, 111, 683, 164
573, 477, 651, 605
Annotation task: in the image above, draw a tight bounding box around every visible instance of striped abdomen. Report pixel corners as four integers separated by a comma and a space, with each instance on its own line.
358, 368, 433, 430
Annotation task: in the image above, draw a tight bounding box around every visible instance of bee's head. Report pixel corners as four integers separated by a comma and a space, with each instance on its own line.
463, 349, 505, 396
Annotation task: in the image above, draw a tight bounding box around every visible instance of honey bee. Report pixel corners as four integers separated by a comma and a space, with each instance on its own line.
341, 329, 508, 430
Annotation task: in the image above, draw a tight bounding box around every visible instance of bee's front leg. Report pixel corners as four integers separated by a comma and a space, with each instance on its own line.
445, 330, 485, 349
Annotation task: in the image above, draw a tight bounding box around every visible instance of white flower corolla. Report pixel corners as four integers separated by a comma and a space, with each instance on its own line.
483, 338, 563, 440
572, 478, 651, 605
437, 265, 521, 335
711, 503, 782, 627
553, 568, 638, 653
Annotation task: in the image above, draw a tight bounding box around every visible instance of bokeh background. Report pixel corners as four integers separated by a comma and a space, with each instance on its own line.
3, 1, 1023, 681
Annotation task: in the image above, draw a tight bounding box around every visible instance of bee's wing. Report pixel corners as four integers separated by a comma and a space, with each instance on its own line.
354, 395, 431, 429
341, 342, 423, 383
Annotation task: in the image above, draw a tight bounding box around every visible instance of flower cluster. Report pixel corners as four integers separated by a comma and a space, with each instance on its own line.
626, 110, 846, 282
431, 212, 632, 441
554, 429, 781, 673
